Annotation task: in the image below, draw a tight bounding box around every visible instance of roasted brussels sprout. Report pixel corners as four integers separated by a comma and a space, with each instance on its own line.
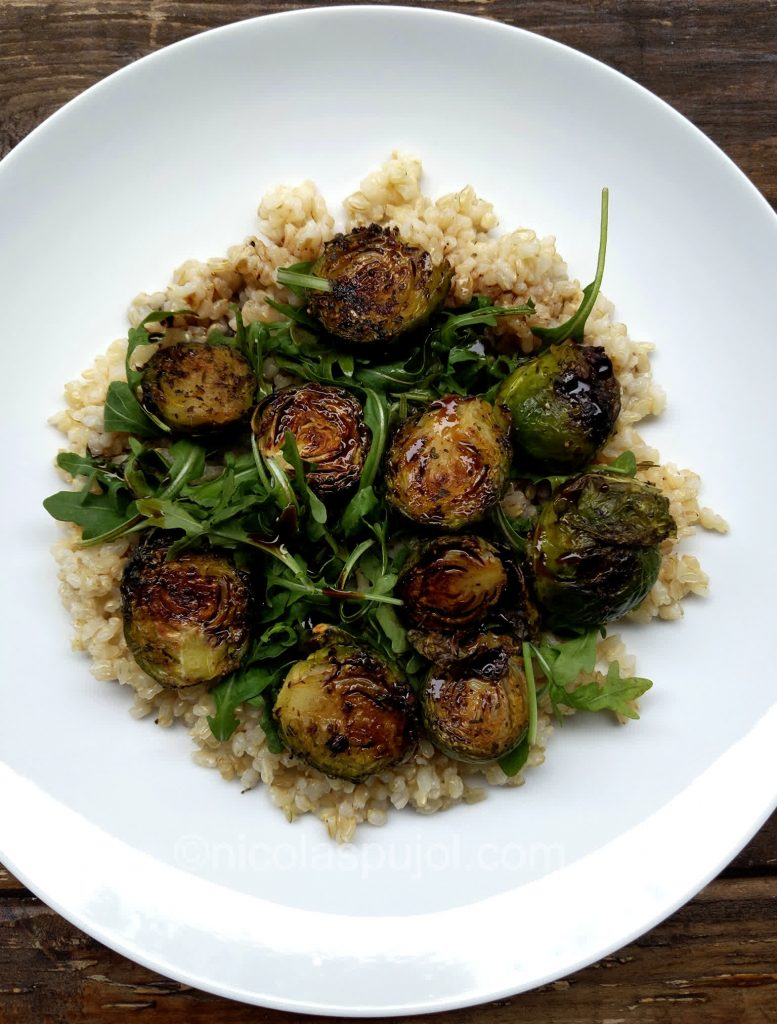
140, 342, 257, 433
385, 396, 512, 530
397, 535, 507, 632
421, 635, 529, 763
529, 472, 677, 629
306, 225, 452, 345
252, 382, 369, 495
497, 340, 621, 469
121, 534, 253, 688
273, 628, 416, 781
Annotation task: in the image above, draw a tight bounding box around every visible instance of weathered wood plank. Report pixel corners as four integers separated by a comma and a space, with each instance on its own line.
725, 811, 777, 876
0, 1, 774, 206
0, 876, 775, 1022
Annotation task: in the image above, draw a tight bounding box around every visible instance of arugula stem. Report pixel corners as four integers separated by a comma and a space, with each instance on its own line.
321, 587, 403, 606
442, 302, 537, 337
277, 267, 332, 293
78, 513, 147, 548
264, 454, 300, 515
531, 188, 609, 344
337, 539, 375, 590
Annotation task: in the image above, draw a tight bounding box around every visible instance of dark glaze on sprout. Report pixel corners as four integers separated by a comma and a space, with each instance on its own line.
252, 382, 369, 495
307, 224, 453, 345
421, 635, 529, 763
273, 627, 416, 781
121, 534, 253, 688
140, 342, 257, 433
397, 535, 508, 632
385, 395, 512, 530
529, 472, 677, 629
498, 340, 621, 469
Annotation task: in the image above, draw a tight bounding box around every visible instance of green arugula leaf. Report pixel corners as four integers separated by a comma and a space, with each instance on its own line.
56, 451, 121, 481
103, 381, 161, 436
439, 300, 536, 347
43, 490, 137, 542
559, 662, 652, 719
281, 432, 327, 525
134, 497, 206, 536
208, 665, 281, 741
256, 696, 285, 753
600, 450, 638, 477
158, 441, 207, 500
548, 630, 598, 686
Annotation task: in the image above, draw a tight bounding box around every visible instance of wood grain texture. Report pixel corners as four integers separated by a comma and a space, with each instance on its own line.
0, 877, 775, 1022
1, 0, 776, 1019
1, 0, 775, 206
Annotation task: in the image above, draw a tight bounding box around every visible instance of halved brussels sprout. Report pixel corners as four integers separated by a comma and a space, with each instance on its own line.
385, 396, 512, 530
421, 635, 529, 763
306, 224, 452, 345
273, 627, 416, 781
529, 472, 677, 629
397, 535, 507, 632
408, 557, 541, 664
497, 340, 621, 469
252, 383, 369, 495
121, 534, 253, 688
140, 342, 257, 433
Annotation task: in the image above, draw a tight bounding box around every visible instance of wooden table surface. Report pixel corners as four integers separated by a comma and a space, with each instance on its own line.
1, 1, 775, 1021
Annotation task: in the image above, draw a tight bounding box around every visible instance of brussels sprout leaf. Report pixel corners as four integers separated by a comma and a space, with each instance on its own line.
498, 641, 539, 777
531, 188, 608, 344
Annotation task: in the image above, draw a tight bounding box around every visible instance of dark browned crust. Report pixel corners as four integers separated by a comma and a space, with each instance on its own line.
140, 342, 257, 433
420, 635, 529, 763
252, 382, 369, 495
552, 344, 622, 452
120, 533, 253, 688
397, 535, 508, 632
385, 395, 512, 529
308, 224, 452, 344
273, 638, 417, 782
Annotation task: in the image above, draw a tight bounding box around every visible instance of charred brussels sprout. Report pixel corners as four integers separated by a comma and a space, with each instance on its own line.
397, 535, 507, 633
497, 340, 621, 469
306, 225, 452, 345
140, 342, 257, 433
421, 635, 529, 763
252, 383, 369, 495
273, 628, 416, 781
385, 396, 512, 530
121, 534, 253, 688
529, 472, 677, 629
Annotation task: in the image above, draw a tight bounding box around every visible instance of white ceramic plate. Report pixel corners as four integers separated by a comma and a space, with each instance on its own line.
1, 6, 775, 1015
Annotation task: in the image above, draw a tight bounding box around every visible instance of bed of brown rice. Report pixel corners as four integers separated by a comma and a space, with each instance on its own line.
49, 153, 727, 841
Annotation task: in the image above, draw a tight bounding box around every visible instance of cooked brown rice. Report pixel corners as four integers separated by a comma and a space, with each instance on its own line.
49, 153, 727, 841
